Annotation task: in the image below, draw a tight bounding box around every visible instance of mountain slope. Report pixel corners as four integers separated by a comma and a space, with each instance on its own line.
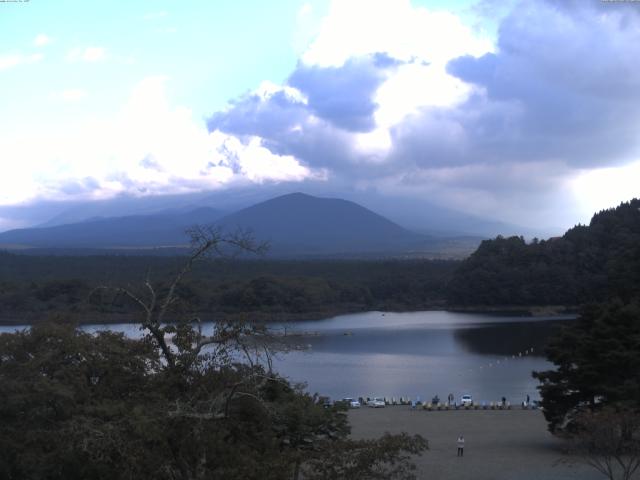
0, 193, 453, 256
216, 192, 429, 254
0, 207, 222, 248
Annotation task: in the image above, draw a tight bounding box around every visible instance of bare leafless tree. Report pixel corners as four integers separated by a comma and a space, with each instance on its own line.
89, 226, 301, 433
93, 226, 268, 369
566, 408, 640, 480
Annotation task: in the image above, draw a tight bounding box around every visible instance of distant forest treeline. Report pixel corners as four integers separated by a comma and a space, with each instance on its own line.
447, 199, 640, 306
0, 255, 456, 323
0, 199, 638, 323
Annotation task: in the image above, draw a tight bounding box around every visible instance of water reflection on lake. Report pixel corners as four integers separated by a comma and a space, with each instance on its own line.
0, 310, 573, 404
267, 310, 573, 403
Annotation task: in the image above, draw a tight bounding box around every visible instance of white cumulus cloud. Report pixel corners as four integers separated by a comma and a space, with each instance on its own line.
303, 0, 492, 67
0, 76, 321, 204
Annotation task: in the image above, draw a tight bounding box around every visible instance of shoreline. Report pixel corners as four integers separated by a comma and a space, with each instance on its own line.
0, 304, 578, 327
447, 305, 578, 317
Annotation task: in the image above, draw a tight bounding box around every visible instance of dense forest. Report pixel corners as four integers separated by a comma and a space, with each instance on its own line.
0, 254, 456, 323
447, 199, 640, 306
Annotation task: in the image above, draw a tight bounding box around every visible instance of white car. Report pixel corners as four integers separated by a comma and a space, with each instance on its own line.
367, 397, 386, 408
460, 394, 473, 407
343, 398, 361, 408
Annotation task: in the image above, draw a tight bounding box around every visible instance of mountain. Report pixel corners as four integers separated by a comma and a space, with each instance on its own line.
0, 193, 444, 255
0, 207, 222, 249
446, 198, 640, 306
0, 192, 486, 256
216, 192, 430, 255
0, 182, 543, 237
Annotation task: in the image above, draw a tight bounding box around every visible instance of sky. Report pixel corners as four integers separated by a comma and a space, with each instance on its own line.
1, 0, 639, 233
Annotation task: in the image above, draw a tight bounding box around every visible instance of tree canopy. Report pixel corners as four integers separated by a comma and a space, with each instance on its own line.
0, 253, 456, 323
533, 298, 640, 433
447, 199, 640, 306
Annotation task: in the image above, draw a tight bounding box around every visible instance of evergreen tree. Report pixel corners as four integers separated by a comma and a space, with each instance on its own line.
533, 298, 640, 433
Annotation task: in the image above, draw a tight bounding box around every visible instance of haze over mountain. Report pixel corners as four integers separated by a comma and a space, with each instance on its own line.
0, 208, 222, 249
0, 193, 475, 256
0, 184, 536, 238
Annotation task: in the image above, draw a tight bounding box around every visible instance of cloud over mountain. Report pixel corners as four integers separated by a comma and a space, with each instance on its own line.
206, 0, 640, 227
2, 0, 639, 231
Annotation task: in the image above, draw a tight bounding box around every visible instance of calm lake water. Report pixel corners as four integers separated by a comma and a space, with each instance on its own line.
266, 311, 572, 404
0, 310, 572, 404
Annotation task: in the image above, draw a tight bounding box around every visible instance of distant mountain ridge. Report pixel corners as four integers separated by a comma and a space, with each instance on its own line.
0, 193, 479, 257
0, 182, 539, 238
0, 207, 223, 248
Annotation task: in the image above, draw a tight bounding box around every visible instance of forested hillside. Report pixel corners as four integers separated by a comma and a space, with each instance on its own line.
447, 199, 640, 306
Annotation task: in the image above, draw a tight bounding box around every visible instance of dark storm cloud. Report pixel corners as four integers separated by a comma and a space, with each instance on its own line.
207, 90, 309, 140
208, 52, 397, 138
207, 52, 401, 172
211, 1, 640, 177
288, 53, 396, 132
210, 92, 363, 176
208, 87, 358, 171
203, 1, 640, 228
441, 0, 640, 168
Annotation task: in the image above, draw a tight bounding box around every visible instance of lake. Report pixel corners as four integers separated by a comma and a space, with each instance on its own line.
267, 310, 571, 404
0, 310, 572, 404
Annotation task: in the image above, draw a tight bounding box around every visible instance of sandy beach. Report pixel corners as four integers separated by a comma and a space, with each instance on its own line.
348, 407, 606, 480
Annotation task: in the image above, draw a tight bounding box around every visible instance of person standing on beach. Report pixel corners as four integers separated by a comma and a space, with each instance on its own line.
457, 435, 465, 457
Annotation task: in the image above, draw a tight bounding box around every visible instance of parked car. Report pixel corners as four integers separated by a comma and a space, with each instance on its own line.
367, 397, 386, 408
342, 397, 361, 408
460, 394, 473, 407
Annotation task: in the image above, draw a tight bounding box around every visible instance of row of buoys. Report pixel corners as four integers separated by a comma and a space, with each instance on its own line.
461, 347, 535, 375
